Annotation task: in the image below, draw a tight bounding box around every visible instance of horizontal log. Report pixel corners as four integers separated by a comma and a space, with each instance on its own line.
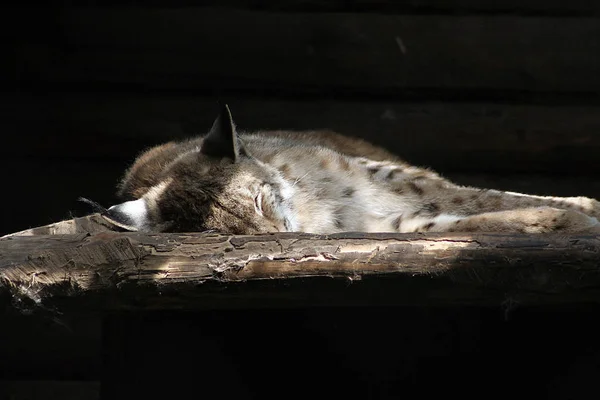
4, 94, 600, 175
2, 215, 600, 310
13, 8, 600, 95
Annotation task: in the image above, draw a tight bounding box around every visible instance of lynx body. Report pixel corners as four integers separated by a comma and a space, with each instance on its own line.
106, 105, 600, 235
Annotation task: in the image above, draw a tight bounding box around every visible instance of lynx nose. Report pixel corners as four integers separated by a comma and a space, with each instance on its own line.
104, 199, 149, 231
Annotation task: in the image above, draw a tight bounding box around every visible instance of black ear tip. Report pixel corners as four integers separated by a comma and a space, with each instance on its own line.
219, 103, 232, 120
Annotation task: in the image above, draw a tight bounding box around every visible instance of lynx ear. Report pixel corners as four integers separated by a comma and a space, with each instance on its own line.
201, 104, 247, 161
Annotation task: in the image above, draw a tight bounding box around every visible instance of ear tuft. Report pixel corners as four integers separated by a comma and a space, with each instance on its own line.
201, 103, 243, 161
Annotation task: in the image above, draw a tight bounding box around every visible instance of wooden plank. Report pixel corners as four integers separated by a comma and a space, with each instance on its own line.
4, 94, 600, 175
2, 214, 117, 238
2, 226, 600, 310
14, 8, 600, 95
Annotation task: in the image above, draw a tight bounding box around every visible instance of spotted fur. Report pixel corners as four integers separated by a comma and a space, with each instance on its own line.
105, 105, 600, 234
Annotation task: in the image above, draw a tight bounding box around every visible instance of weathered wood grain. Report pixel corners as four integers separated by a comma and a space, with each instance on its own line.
2, 218, 600, 310
14, 8, 600, 94
3, 214, 116, 238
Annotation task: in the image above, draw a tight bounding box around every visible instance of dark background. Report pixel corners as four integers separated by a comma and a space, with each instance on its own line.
3, 1, 600, 399
4, 0, 600, 236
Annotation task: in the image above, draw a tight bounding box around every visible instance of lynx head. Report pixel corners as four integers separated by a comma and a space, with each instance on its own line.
104, 105, 297, 234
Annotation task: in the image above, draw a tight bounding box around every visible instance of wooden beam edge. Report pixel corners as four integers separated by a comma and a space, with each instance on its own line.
2, 214, 600, 311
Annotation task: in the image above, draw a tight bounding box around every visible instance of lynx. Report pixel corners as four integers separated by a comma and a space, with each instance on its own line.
104, 105, 600, 235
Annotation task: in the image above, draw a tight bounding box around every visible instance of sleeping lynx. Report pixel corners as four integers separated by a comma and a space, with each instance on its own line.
104, 105, 600, 234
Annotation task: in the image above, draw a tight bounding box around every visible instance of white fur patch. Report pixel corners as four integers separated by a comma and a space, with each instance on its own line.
275, 175, 299, 232
108, 198, 149, 230
106, 179, 172, 231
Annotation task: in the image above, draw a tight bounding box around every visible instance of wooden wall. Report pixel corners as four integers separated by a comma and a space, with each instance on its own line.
3, 3, 600, 398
